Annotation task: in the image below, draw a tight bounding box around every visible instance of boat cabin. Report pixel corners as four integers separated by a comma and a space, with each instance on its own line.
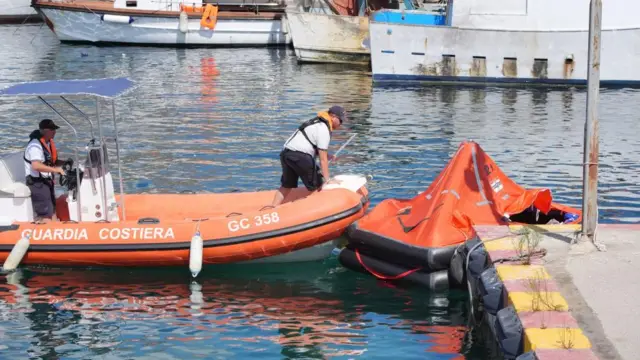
375, 0, 634, 31
0, 78, 134, 224
448, 0, 631, 30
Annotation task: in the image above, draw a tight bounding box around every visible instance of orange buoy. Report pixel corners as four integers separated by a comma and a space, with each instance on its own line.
200, 4, 218, 30
180, 4, 204, 13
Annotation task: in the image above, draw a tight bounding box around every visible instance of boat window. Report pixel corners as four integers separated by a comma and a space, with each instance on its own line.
564, 57, 575, 78
502, 57, 517, 77
442, 54, 456, 76
471, 56, 487, 77
532, 58, 549, 79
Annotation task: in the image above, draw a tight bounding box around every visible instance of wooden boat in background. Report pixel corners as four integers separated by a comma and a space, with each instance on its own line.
286, 10, 371, 65
0, 78, 369, 274
286, 0, 444, 64
286, 0, 382, 65
32, 0, 291, 46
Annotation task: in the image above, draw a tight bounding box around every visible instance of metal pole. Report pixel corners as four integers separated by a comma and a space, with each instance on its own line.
96, 98, 109, 222
445, 0, 454, 26
329, 133, 356, 164
111, 100, 126, 221
59, 96, 95, 139
581, 0, 602, 243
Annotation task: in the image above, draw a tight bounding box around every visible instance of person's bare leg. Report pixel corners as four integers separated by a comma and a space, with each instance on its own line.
271, 186, 292, 206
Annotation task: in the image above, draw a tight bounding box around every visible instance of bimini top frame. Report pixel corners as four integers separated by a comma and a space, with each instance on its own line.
0, 77, 137, 222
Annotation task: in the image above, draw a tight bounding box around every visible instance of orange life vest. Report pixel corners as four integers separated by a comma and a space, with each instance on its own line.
24, 130, 58, 178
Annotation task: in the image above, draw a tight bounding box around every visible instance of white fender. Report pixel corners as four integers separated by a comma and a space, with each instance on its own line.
2, 234, 30, 271
101, 14, 134, 24
179, 11, 189, 33
189, 232, 203, 277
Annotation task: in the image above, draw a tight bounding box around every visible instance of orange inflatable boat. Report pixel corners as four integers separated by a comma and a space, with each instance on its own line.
339, 140, 581, 290
0, 78, 369, 272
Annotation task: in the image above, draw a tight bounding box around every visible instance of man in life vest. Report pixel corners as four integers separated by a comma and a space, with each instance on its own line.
23, 119, 66, 223
271, 105, 346, 206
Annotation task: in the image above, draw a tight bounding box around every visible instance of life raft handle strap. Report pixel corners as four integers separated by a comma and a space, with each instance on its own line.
259, 205, 275, 211
396, 203, 444, 233
138, 217, 160, 224
226, 212, 242, 217
355, 248, 422, 280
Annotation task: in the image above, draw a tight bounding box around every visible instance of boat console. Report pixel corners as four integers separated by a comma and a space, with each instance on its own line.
64, 140, 120, 222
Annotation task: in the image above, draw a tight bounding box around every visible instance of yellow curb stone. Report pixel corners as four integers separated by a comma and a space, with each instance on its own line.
495, 265, 551, 281
483, 237, 518, 251
508, 291, 570, 312
508, 224, 581, 233
524, 328, 592, 352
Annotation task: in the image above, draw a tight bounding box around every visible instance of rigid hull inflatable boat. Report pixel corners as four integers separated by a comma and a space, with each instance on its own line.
339, 141, 581, 290
0, 78, 369, 271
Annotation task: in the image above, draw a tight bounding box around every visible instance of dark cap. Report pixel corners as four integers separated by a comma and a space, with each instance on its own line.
328, 105, 347, 124
39, 119, 60, 130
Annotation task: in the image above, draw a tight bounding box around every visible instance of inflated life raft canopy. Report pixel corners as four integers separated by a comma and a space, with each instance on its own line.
343, 140, 582, 274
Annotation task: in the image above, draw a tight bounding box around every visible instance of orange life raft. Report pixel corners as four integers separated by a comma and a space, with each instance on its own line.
339, 141, 581, 289
0, 175, 369, 268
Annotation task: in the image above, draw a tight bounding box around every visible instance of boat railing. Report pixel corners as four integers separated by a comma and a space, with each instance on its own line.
146, 0, 286, 11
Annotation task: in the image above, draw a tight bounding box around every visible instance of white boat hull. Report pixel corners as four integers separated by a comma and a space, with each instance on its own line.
370, 17, 640, 86
286, 10, 370, 65
39, 8, 291, 46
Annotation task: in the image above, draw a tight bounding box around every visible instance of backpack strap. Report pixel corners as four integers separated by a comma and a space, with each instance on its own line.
24, 138, 48, 178
285, 117, 331, 155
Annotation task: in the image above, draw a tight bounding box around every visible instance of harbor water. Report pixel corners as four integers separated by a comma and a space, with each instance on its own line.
1, 24, 639, 359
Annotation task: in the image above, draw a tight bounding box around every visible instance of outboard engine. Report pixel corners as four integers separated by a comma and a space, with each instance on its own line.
66, 140, 120, 222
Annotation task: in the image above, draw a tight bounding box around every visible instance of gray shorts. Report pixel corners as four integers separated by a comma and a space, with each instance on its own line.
26, 177, 55, 219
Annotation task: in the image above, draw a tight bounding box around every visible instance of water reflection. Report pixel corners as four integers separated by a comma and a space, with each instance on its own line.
198, 57, 220, 105
1, 262, 474, 359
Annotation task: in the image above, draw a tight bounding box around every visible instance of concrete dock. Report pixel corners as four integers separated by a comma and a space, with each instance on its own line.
474, 223, 639, 360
